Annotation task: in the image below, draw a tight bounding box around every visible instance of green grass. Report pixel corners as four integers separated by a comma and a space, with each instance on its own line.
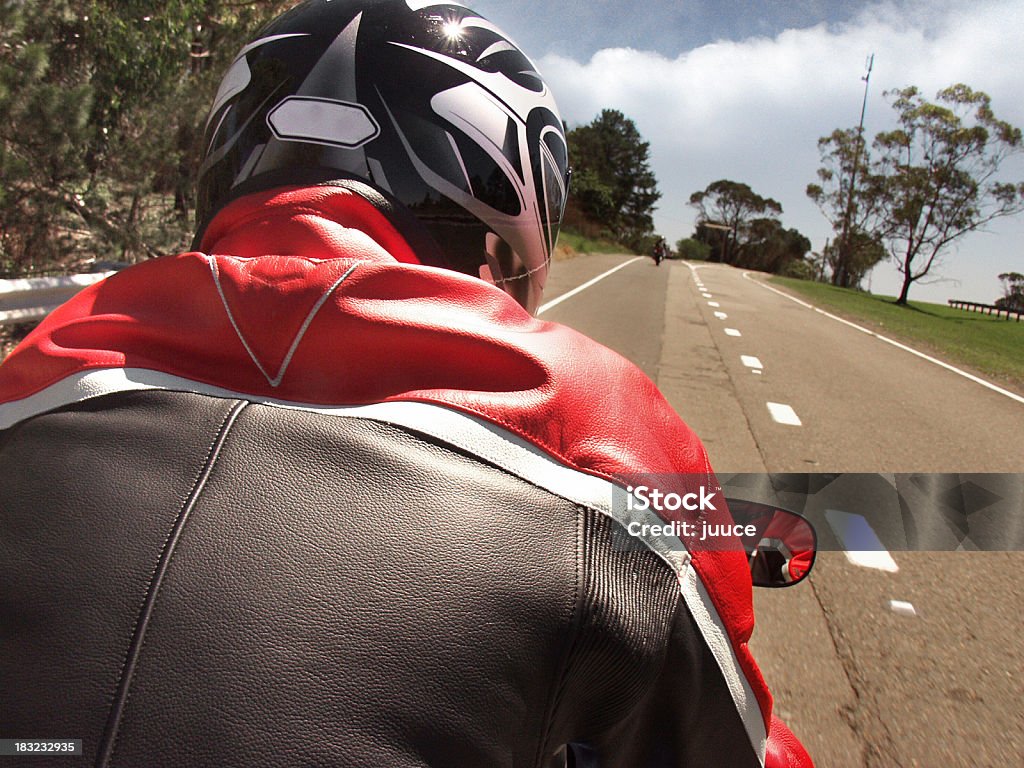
768, 276, 1024, 392
554, 228, 630, 258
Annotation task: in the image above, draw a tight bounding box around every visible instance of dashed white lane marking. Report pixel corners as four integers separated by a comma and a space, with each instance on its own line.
890, 600, 918, 617
725, 328, 742, 337
742, 272, 1024, 406
708, 301, 721, 307
537, 257, 644, 315
702, 292, 713, 298
766, 401, 802, 426
714, 311, 728, 319
824, 509, 900, 572
741, 355, 764, 369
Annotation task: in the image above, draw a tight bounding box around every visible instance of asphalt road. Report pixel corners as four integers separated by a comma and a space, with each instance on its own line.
540, 253, 1024, 767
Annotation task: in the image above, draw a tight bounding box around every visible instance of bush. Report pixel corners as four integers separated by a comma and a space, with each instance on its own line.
781, 259, 817, 280
675, 238, 710, 261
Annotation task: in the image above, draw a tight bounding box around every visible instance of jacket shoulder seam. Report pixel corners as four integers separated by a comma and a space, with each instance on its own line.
96, 398, 248, 767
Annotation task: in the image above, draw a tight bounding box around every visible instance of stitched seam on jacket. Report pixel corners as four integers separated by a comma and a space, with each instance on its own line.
205, 256, 359, 388
532, 504, 588, 768
95, 399, 249, 768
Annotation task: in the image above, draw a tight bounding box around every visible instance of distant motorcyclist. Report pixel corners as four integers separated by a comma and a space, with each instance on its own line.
653, 236, 669, 265
0, 2, 811, 766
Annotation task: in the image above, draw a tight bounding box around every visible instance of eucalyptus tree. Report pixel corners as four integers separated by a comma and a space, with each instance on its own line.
810, 84, 1024, 303
689, 180, 782, 265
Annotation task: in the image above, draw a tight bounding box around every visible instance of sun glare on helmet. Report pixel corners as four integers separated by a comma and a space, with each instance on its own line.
442, 19, 465, 41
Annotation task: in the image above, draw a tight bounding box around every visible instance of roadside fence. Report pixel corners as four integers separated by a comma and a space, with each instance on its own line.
947, 299, 1023, 322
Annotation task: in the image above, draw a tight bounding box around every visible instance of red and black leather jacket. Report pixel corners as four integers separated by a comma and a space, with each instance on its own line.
0, 185, 812, 767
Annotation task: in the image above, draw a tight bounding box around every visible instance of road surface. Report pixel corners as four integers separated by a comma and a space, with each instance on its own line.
540, 253, 1024, 767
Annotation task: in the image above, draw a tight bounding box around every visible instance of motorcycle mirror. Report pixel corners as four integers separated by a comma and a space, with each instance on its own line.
724, 498, 817, 588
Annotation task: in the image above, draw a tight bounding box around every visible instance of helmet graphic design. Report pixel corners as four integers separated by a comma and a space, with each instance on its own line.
197, 0, 570, 313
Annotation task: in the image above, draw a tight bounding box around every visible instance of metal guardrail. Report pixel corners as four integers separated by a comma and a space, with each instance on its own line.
947, 299, 1023, 322
0, 272, 116, 326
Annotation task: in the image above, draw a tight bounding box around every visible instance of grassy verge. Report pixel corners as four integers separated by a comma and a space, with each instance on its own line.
768, 276, 1024, 393
554, 229, 630, 260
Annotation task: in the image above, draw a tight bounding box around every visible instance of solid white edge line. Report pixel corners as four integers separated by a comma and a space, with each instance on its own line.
536, 256, 644, 315
743, 273, 1024, 406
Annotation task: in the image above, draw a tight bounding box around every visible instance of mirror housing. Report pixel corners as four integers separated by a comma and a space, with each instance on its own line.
725, 498, 817, 588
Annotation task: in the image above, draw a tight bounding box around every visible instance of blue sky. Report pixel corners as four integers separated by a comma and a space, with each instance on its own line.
473, 0, 881, 60
470, 0, 1024, 303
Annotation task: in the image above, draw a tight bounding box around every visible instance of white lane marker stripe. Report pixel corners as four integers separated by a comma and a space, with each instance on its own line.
725, 328, 742, 337
824, 509, 899, 572
708, 301, 721, 307
537, 256, 644, 314
743, 273, 1024, 406
702, 292, 713, 298
890, 600, 917, 617
714, 311, 728, 319
741, 355, 764, 369
766, 401, 801, 425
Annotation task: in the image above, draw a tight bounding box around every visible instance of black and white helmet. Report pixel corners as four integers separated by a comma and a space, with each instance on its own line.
196, 0, 570, 313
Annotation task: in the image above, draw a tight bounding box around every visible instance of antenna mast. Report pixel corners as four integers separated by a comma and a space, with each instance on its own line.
836, 53, 874, 287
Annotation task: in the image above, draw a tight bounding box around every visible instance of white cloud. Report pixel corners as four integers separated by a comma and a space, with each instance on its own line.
540, 0, 1024, 302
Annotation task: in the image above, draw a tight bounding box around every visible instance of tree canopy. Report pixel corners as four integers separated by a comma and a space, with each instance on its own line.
0, 0, 291, 276
743, 219, 812, 275
996, 271, 1024, 310
687, 179, 808, 273
806, 128, 888, 288
689, 180, 782, 247
565, 109, 661, 253
809, 84, 1024, 303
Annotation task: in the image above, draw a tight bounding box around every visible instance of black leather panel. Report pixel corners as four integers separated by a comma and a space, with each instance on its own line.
1, 391, 755, 767
579, 597, 763, 768
0, 392, 242, 767
98, 400, 582, 767
545, 511, 681, 741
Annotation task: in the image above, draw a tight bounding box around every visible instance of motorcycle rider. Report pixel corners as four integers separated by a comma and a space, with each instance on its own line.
653, 237, 669, 266
0, 2, 812, 766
